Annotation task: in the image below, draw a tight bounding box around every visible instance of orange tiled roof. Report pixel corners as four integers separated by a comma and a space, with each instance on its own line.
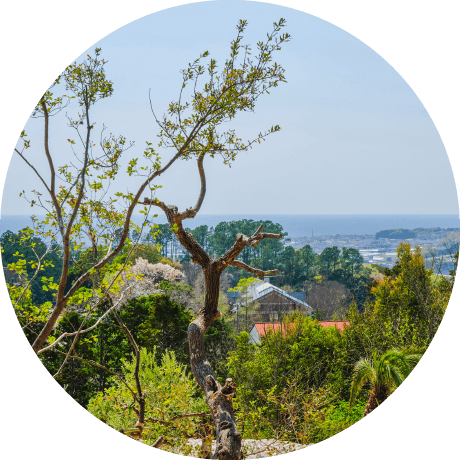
253, 320, 349, 336
317, 321, 349, 331
254, 323, 285, 335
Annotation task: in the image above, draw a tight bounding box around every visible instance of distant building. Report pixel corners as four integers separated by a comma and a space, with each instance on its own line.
227, 279, 312, 321
251, 283, 313, 322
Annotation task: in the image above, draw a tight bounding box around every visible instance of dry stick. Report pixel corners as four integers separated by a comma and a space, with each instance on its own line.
111, 307, 145, 439
152, 437, 164, 448
125, 425, 193, 439
105, 230, 149, 439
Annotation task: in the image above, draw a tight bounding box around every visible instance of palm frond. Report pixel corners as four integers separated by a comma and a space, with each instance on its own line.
350, 348, 424, 411
350, 358, 376, 408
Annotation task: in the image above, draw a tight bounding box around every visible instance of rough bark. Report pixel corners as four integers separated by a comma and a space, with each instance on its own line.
188, 265, 242, 460
362, 385, 390, 417
139, 154, 283, 460
153, 217, 279, 458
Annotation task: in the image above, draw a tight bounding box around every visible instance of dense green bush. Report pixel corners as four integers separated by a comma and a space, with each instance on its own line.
228, 314, 347, 405
228, 314, 357, 443
121, 294, 193, 366
328, 399, 366, 425
40, 293, 235, 406
88, 348, 207, 453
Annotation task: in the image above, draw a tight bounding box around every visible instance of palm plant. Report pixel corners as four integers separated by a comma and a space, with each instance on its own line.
350, 348, 422, 417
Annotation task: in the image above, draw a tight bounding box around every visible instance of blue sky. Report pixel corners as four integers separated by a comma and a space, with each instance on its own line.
1, 0, 457, 215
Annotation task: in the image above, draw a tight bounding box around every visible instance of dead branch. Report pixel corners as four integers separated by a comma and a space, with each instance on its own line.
219, 224, 283, 265
228, 260, 278, 277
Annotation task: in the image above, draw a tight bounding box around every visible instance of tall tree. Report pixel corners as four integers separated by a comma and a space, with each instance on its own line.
277, 245, 299, 287
372, 243, 447, 346
320, 246, 340, 277
154, 223, 175, 258
298, 244, 317, 282
138, 19, 290, 459
15, 19, 289, 460
341, 247, 363, 278
14, 48, 195, 355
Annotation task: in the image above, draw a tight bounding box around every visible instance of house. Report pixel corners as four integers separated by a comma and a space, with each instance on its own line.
249, 320, 350, 344
248, 281, 313, 322
227, 278, 311, 313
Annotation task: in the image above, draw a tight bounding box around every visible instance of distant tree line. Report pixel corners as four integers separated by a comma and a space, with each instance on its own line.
376, 227, 460, 239
140, 219, 375, 312
2, 219, 375, 313
375, 229, 417, 239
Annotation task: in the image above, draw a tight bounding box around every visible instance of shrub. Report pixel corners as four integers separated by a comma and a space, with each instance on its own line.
88, 348, 207, 452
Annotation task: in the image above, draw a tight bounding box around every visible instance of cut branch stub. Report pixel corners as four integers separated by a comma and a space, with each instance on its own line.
205, 375, 219, 393
221, 378, 237, 397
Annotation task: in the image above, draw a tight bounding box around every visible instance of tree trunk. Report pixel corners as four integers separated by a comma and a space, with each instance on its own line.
363, 385, 390, 417
143, 198, 281, 460
188, 263, 242, 460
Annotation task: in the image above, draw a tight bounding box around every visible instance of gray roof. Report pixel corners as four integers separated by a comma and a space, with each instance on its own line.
256, 284, 313, 312
290, 292, 306, 302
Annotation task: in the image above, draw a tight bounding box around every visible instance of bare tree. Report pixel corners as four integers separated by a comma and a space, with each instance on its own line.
304, 280, 350, 320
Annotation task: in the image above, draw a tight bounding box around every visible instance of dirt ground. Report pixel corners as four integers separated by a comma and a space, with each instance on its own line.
183, 438, 310, 458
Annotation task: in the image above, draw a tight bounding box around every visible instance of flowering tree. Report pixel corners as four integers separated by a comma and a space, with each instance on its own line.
114, 259, 184, 303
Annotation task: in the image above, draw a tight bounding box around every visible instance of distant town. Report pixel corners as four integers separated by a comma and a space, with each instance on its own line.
286, 227, 460, 273
161, 226, 459, 275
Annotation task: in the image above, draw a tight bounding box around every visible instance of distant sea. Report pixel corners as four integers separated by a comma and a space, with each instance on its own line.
1, 214, 459, 238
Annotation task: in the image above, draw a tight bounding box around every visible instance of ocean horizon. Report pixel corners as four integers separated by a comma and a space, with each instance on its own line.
1, 214, 459, 239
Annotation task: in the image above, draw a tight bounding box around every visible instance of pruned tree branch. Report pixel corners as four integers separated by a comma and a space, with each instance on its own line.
220, 224, 283, 265
178, 151, 207, 220
228, 260, 279, 277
